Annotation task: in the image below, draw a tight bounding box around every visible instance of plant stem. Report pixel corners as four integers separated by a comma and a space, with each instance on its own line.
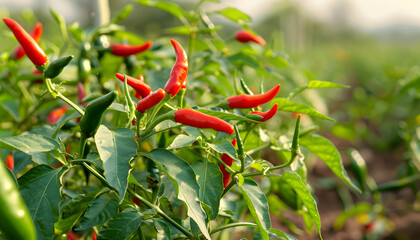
138, 225, 145, 240
79, 135, 88, 159
57, 92, 85, 115
128, 188, 196, 240
210, 222, 258, 235
208, 152, 235, 174
81, 161, 115, 190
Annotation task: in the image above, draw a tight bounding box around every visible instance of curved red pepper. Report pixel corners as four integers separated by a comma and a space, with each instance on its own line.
174, 109, 234, 134
109, 41, 152, 57
235, 30, 266, 46
13, 22, 42, 60
164, 39, 188, 97
47, 106, 68, 124
219, 139, 236, 188
249, 103, 278, 122
6, 154, 14, 172
3, 18, 48, 66
116, 73, 151, 99
226, 84, 280, 109
136, 88, 166, 113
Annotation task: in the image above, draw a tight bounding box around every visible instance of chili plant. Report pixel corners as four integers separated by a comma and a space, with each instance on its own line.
0, 1, 360, 240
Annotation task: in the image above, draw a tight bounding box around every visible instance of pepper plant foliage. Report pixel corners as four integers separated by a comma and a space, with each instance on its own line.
0, 1, 355, 240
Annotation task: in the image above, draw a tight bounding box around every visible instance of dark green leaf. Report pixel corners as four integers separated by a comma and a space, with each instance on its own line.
0, 134, 59, 155
76, 196, 119, 231
98, 211, 143, 240
95, 126, 137, 202
54, 191, 101, 234
279, 172, 322, 239
1, 98, 19, 121
191, 160, 223, 220
271, 98, 334, 121
207, 138, 237, 159
154, 219, 172, 240
300, 134, 361, 192
141, 149, 211, 240
18, 165, 66, 240
239, 179, 271, 240
167, 134, 197, 149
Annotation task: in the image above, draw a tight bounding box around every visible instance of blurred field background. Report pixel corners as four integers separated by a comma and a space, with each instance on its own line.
2, 0, 420, 239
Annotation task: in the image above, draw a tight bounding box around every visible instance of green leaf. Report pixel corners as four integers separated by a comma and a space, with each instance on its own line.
228, 52, 260, 68
270, 229, 297, 240
333, 202, 371, 230
0, 134, 59, 155
239, 179, 271, 240
194, 107, 261, 123
141, 149, 211, 240
207, 138, 237, 159
98, 211, 143, 239
307, 80, 349, 89
54, 191, 101, 234
167, 134, 197, 149
1, 98, 19, 120
218, 8, 251, 25
397, 76, 420, 96
111, 5, 133, 24
279, 172, 322, 239
154, 219, 172, 240
76, 196, 119, 231
191, 160, 223, 220
135, 0, 185, 19
95, 126, 137, 203
300, 134, 361, 192
271, 98, 334, 121
18, 165, 66, 240
167, 26, 191, 35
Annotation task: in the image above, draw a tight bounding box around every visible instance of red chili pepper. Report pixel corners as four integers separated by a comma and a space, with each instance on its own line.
31, 69, 43, 84
47, 106, 68, 124
174, 109, 234, 134
6, 154, 14, 172
13, 22, 42, 60
249, 103, 278, 122
136, 88, 166, 113
77, 82, 87, 107
3, 18, 48, 66
92, 232, 97, 240
109, 41, 152, 57
131, 197, 141, 206
164, 39, 188, 97
224, 84, 280, 109
219, 139, 236, 188
235, 30, 266, 46
66, 232, 80, 240
116, 73, 151, 99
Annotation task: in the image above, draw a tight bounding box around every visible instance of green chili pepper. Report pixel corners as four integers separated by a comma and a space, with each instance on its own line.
44, 55, 74, 79
79, 91, 118, 137
0, 160, 36, 240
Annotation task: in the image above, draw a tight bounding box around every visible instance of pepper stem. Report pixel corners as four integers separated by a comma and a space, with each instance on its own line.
128, 188, 196, 240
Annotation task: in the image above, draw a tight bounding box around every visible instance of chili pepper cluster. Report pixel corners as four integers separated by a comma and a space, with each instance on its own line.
3, 14, 279, 219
